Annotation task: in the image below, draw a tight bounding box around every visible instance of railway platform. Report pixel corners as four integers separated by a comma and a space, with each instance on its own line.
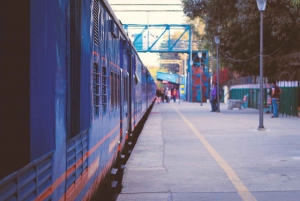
117, 101, 300, 201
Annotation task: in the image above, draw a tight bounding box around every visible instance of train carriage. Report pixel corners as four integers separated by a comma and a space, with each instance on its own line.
0, 0, 156, 200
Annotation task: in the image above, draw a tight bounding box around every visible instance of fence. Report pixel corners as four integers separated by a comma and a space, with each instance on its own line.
229, 81, 300, 117
226, 76, 263, 86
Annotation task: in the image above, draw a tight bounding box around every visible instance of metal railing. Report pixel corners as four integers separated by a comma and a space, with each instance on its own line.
0, 152, 53, 201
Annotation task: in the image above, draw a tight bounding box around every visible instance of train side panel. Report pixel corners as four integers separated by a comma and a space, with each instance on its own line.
0, 0, 156, 201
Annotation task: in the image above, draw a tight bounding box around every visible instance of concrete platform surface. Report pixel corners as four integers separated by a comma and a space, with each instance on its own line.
117, 102, 300, 201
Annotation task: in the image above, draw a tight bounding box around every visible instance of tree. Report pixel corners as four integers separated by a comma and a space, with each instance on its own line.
181, 0, 300, 79
291, 0, 300, 6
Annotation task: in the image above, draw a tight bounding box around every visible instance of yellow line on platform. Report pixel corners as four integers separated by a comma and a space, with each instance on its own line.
172, 104, 257, 201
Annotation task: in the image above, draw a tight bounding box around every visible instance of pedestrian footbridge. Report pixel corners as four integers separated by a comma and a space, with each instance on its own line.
156, 72, 184, 84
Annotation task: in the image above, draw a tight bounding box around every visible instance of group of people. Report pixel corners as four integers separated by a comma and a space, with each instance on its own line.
209, 81, 282, 118
156, 87, 179, 103
156, 81, 281, 118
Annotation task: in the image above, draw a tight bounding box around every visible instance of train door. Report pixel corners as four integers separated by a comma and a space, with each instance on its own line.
119, 69, 124, 150
146, 69, 149, 110
120, 39, 131, 145
123, 72, 129, 141
128, 51, 134, 135
118, 65, 129, 148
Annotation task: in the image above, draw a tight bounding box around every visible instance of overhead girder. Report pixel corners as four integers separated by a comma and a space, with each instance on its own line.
123, 24, 191, 53
123, 23, 211, 102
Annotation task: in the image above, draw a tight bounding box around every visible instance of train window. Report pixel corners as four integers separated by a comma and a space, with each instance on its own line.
115, 73, 118, 107
93, 0, 99, 45
123, 76, 126, 103
102, 66, 107, 115
117, 73, 120, 106
126, 76, 129, 103
93, 63, 100, 118
110, 20, 119, 39
110, 71, 114, 108
124, 76, 128, 103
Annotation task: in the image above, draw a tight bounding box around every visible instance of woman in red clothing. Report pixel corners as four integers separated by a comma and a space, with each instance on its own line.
172, 88, 178, 102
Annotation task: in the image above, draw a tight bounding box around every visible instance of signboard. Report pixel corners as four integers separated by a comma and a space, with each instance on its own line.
180, 84, 185, 94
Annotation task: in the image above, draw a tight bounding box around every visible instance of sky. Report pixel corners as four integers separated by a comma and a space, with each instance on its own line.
107, 0, 187, 66
107, 0, 185, 24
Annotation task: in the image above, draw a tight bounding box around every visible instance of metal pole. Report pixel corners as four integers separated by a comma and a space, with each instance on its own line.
183, 59, 186, 102
200, 60, 202, 106
216, 44, 220, 113
178, 77, 180, 105
187, 62, 189, 102
188, 25, 193, 102
258, 11, 265, 130
147, 11, 149, 50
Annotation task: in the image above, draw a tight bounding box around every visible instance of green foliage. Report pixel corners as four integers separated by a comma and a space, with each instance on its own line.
291, 0, 300, 7
181, 0, 300, 78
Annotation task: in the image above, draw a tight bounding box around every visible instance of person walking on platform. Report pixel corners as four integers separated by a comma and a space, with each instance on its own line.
166, 88, 171, 103
164, 87, 169, 103
271, 81, 282, 118
172, 88, 178, 102
161, 88, 165, 103
156, 89, 161, 104
210, 83, 217, 112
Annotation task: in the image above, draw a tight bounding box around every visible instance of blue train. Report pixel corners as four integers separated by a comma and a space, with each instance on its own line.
0, 0, 156, 200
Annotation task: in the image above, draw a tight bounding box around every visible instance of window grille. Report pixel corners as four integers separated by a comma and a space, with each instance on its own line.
110, 72, 114, 108
123, 76, 126, 103
102, 66, 107, 115
124, 75, 128, 103
93, 0, 99, 45
117, 73, 120, 106
93, 63, 100, 118
115, 73, 118, 107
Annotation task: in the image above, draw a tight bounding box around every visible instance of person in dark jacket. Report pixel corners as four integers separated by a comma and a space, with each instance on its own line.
210, 83, 217, 112
156, 89, 161, 104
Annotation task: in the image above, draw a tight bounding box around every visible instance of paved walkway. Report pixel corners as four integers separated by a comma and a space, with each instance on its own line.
117, 101, 300, 201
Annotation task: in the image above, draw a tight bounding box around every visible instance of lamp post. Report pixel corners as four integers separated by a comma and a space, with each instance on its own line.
198, 52, 203, 106
189, 60, 193, 102
214, 36, 220, 113
257, 0, 267, 130
177, 76, 180, 104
